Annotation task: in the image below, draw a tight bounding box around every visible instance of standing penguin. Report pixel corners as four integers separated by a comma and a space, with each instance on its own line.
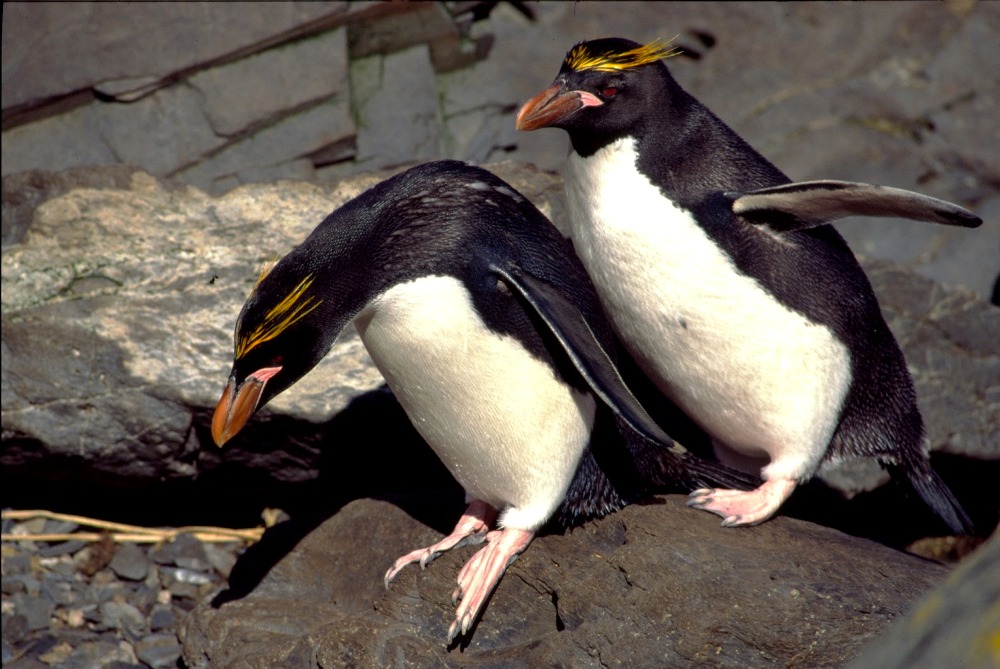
211, 160, 753, 641
515, 38, 981, 533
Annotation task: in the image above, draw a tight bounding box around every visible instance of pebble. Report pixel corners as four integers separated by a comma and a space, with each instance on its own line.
134, 634, 182, 668
110, 543, 151, 581
1, 517, 242, 668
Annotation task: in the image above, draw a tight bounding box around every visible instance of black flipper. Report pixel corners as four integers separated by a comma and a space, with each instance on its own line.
493, 263, 673, 447
493, 264, 758, 492
731, 180, 983, 232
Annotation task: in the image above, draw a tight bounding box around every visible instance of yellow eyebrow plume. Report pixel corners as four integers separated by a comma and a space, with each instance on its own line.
564, 38, 681, 73
236, 274, 322, 358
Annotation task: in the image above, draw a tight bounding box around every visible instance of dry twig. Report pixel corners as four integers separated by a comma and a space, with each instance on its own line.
1, 509, 263, 544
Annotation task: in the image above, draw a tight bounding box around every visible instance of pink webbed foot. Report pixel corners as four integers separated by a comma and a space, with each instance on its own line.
687, 478, 797, 527
384, 499, 497, 587
447, 527, 534, 642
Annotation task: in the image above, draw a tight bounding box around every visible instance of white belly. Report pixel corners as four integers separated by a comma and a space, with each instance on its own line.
565, 138, 851, 481
353, 275, 596, 529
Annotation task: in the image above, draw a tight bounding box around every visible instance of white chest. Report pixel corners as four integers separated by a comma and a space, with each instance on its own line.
353, 275, 596, 529
564, 139, 850, 474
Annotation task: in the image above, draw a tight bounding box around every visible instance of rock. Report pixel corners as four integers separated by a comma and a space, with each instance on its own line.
179, 495, 951, 668
2, 528, 235, 669
2, 614, 29, 644
97, 84, 229, 176
202, 543, 239, 579
347, 2, 458, 60
867, 261, 1000, 461
134, 633, 183, 669
147, 534, 209, 569
38, 540, 88, 560
1, 3, 476, 193
63, 639, 139, 669
149, 605, 177, 632
349, 44, 441, 170
99, 600, 147, 640
11, 592, 55, 632
44, 576, 83, 614
1, 165, 141, 249
159, 568, 215, 602
1, 103, 123, 185
188, 29, 349, 139
109, 543, 152, 582
1, 3, 351, 112
845, 531, 1000, 669
170, 94, 356, 192
1, 169, 370, 486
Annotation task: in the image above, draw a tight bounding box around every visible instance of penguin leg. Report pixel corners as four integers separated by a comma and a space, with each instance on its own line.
383, 499, 498, 586
686, 478, 797, 527
447, 527, 535, 642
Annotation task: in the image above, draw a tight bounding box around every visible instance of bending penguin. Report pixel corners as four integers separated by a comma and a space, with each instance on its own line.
211, 160, 754, 641
516, 38, 982, 533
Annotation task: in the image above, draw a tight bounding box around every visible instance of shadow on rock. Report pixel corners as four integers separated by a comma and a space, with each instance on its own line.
211, 386, 462, 607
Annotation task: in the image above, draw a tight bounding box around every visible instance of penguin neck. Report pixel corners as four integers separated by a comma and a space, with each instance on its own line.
569, 87, 788, 200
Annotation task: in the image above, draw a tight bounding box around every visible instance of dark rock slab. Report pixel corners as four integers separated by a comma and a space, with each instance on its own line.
179, 495, 950, 668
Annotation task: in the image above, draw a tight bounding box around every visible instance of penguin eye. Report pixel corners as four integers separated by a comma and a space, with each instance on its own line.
601, 87, 620, 99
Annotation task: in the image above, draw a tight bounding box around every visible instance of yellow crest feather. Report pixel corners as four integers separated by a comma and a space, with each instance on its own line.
236, 274, 322, 358
564, 38, 681, 73
254, 257, 278, 288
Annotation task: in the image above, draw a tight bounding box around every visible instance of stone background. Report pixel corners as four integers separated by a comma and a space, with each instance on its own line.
3, 1, 998, 298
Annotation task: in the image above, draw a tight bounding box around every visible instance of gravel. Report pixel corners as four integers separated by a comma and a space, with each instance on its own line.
2, 513, 245, 669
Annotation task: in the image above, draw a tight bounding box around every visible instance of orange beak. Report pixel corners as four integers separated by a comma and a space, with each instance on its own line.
515, 84, 602, 131
211, 366, 282, 447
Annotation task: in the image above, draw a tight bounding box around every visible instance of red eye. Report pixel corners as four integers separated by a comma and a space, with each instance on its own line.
602, 87, 619, 98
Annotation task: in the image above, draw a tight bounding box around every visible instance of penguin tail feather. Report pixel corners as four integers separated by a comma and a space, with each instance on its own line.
680, 453, 760, 492
890, 457, 975, 535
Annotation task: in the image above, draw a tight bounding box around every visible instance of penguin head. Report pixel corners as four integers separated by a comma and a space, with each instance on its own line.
211, 252, 350, 447
211, 185, 412, 449
516, 38, 682, 150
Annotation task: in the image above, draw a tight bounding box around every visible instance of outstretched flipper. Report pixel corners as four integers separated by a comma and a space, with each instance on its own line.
731, 180, 983, 232
494, 264, 757, 492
